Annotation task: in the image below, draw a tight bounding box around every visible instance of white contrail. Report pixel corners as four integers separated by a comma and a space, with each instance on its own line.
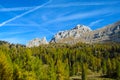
0, 0, 51, 27
0, 6, 35, 12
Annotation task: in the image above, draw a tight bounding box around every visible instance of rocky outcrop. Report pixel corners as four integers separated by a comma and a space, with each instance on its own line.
50, 21, 120, 44
50, 24, 92, 44
26, 37, 48, 47
89, 21, 120, 43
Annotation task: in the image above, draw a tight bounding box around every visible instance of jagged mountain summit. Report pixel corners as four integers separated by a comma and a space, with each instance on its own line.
50, 21, 120, 44
73, 24, 92, 31
50, 24, 92, 44
26, 37, 48, 47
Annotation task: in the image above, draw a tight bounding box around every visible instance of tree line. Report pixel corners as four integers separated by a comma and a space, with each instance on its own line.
0, 41, 120, 80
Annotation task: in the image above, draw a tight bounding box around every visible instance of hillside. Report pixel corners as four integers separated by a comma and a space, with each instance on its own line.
0, 42, 120, 80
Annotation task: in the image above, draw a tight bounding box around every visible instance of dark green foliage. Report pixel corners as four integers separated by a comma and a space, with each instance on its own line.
116, 61, 120, 79
102, 59, 107, 74
0, 42, 120, 80
82, 63, 87, 80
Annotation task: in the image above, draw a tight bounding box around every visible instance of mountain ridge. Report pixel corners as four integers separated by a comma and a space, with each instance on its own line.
50, 21, 120, 44
26, 21, 120, 47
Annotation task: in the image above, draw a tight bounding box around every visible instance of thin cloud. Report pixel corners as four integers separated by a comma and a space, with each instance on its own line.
0, 6, 34, 12
0, 30, 35, 36
89, 19, 104, 27
0, 0, 52, 27
0, 1, 118, 12
44, 1, 120, 8
3, 23, 54, 35
0, 37, 26, 44
3, 23, 41, 27
40, 8, 111, 26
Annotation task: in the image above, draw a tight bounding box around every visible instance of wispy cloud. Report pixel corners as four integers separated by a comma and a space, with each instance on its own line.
2, 23, 40, 27
0, 6, 34, 12
0, 0, 119, 27
0, 0, 52, 27
44, 1, 120, 8
2, 23, 54, 35
0, 1, 118, 12
0, 30, 35, 36
88, 19, 104, 27
39, 8, 111, 26
0, 37, 26, 44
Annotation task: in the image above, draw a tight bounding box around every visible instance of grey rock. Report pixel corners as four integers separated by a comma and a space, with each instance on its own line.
50, 21, 120, 44
26, 37, 48, 47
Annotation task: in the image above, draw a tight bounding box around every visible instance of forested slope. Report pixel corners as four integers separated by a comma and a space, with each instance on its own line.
0, 41, 120, 80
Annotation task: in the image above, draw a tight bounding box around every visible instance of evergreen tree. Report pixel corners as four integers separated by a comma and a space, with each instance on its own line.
102, 60, 107, 74
81, 63, 87, 80
0, 52, 13, 80
116, 61, 120, 79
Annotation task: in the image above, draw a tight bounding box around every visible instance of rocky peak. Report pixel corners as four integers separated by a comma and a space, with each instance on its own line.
41, 37, 48, 44
50, 21, 120, 44
73, 24, 92, 31
26, 37, 48, 47
50, 24, 92, 43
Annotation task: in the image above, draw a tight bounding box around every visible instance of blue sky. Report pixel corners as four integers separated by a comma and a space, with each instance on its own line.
0, 0, 120, 44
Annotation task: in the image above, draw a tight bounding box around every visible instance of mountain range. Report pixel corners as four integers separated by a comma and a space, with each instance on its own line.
27, 21, 120, 47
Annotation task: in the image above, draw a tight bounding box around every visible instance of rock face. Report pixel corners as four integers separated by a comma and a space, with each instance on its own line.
50, 21, 120, 44
50, 24, 92, 44
26, 37, 48, 47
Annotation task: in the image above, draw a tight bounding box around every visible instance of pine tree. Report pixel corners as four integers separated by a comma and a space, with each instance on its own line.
102, 60, 107, 74
116, 61, 120, 79
81, 63, 87, 80
0, 52, 13, 80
